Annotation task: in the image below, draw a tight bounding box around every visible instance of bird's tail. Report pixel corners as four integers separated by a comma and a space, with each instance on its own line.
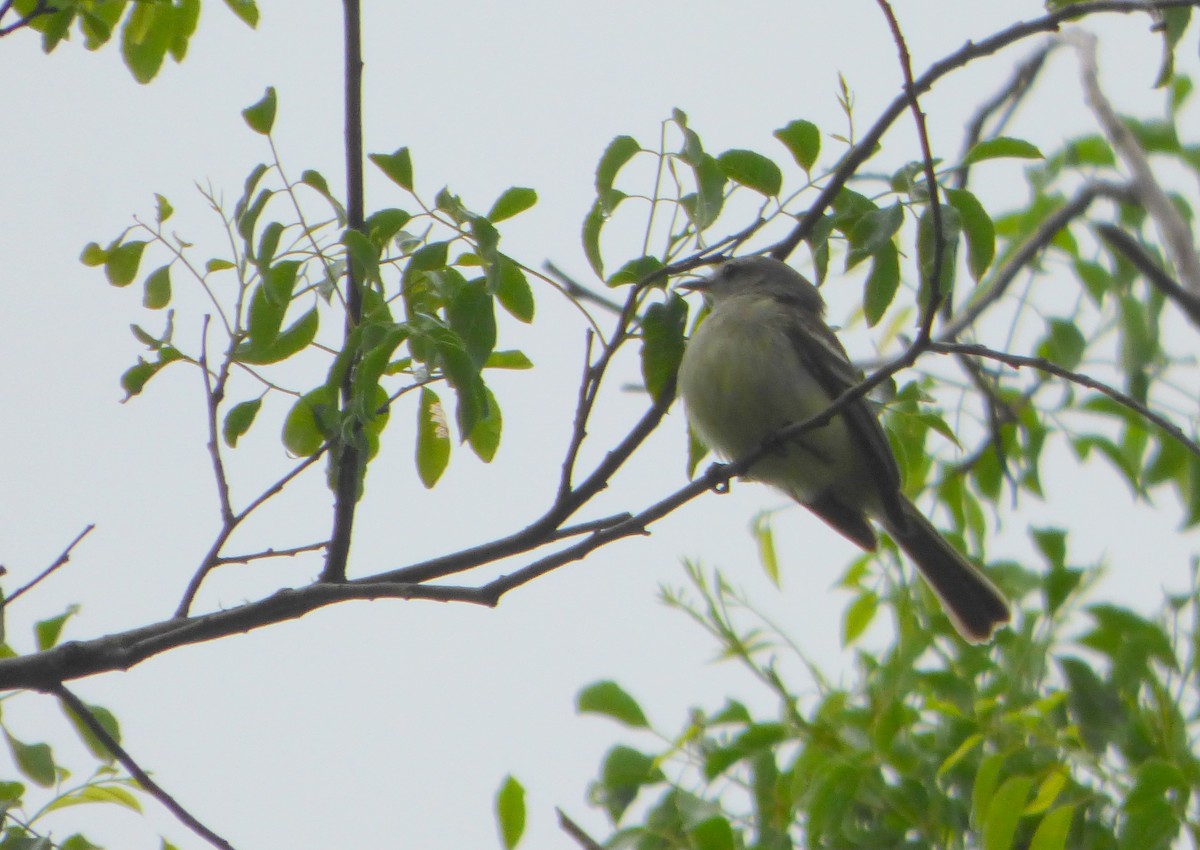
880, 499, 1011, 643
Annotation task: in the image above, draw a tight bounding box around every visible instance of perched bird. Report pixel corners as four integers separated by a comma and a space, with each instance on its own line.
676, 255, 1010, 642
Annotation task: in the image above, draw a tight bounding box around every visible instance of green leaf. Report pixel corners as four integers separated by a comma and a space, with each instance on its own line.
608, 255, 665, 288
946, 187, 995, 281
446, 281, 495, 368
105, 240, 147, 287
716, 149, 781, 196
751, 513, 780, 587
121, 1, 174, 83
485, 350, 533, 370
963, 136, 1044, 165
495, 775, 525, 850
59, 700, 121, 764
495, 257, 535, 323
35, 606, 79, 650
241, 86, 277, 135
1036, 319, 1086, 370
846, 203, 903, 270
238, 306, 318, 365
1059, 656, 1126, 752
223, 0, 260, 27
80, 242, 108, 267
1029, 806, 1075, 850
467, 387, 502, 463
283, 386, 337, 457
863, 242, 900, 326
640, 294, 687, 402
596, 745, 664, 822
370, 147, 414, 191
774, 119, 820, 170
5, 734, 55, 788
690, 816, 735, 850
685, 154, 727, 230
596, 135, 641, 211
142, 264, 171, 309
488, 187, 537, 222
223, 399, 263, 447
46, 783, 142, 814
583, 200, 605, 278
916, 203, 961, 311
154, 193, 173, 224
841, 591, 878, 645
206, 258, 236, 273
417, 387, 451, 487
577, 681, 649, 728
983, 775, 1033, 850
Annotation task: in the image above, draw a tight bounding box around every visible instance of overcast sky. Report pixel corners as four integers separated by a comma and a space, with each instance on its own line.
1, 3, 1197, 848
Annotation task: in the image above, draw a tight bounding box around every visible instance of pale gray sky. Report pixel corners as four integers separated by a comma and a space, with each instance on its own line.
1, 3, 1195, 848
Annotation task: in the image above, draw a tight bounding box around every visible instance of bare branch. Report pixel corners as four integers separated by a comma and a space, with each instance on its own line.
928, 341, 1200, 458
873, 0, 946, 338
1096, 223, 1200, 328
770, 0, 1200, 261
54, 684, 237, 850
7, 525, 94, 606
1065, 29, 1200, 293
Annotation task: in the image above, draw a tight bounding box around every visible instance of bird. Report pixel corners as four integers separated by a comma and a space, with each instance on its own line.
675, 255, 1010, 642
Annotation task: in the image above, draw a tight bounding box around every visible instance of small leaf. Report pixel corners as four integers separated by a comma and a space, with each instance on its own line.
223, 0, 259, 27
283, 387, 336, 457
488, 187, 537, 222
583, 200, 605, 278
596, 135, 641, 210
105, 240, 148, 287
774, 119, 820, 170
467, 387, 502, 463
640, 294, 687, 401
577, 681, 649, 728
751, 513, 780, 587
6, 734, 55, 788
1029, 806, 1075, 850
495, 257, 535, 323
963, 136, 1044, 165
716, 149, 781, 196
485, 350, 533, 370
223, 399, 263, 447
863, 242, 900, 326
154, 194, 173, 223
1036, 320, 1086, 370
946, 187, 995, 281
417, 387, 451, 487
60, 701, 121, 764
842, 591, 878, 645
142, 265, 171, 309
35, 606, 79, 650
495, 775, 525, 850
242, 86, 277, 135
370, 147, 414, 191
983, 775, 1033, 850
80, 242, 108, 267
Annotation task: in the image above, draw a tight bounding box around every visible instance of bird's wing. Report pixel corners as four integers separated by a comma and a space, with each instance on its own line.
783, 314, 908, 530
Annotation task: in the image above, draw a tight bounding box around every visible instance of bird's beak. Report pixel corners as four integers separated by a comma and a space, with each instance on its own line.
677, 276, 710, 293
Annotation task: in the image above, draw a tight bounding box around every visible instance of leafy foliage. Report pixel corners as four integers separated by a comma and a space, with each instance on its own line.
578, 552, 1200, 850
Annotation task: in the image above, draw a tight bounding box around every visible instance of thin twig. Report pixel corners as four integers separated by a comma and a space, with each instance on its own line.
928, 341, 1200, 458
53, 685, 237, 850
1096, 223, 1200, 328
7, 526, 94, 606
544, 262, 624, 315
955, 43, 1056, 191
874, 0, 946, 338
0, 0, 53, 37
557, 809, 605, 850
199, 316, 234, 524
210, 541, 329, 567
